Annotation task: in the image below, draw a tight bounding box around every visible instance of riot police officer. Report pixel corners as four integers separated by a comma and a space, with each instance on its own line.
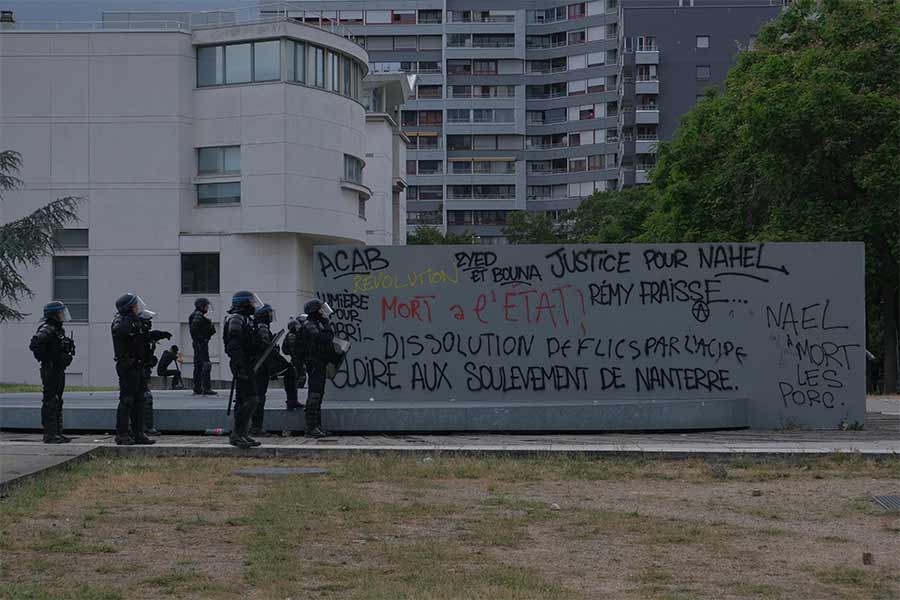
300, 299, 335, 438
224, 291, 265, 448
29, 301, 75, 444
249, 304, 296, 435
111, 294, 169, 445
189, 297, 217, 396
138, 310, 166, 436
282, 315, 307, 412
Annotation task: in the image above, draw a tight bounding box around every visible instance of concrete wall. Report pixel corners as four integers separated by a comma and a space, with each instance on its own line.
316, 242, 866, 430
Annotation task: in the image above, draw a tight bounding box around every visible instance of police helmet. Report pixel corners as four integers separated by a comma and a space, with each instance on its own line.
255, 303, 275, 323
115, 293, 138, 315
230, 291, 262, 314
303, 299, 323, 315
43, 300, 71, 322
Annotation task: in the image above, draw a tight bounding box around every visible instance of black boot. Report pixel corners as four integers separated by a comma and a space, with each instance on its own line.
55, 403, 72, 442
231, 399, 260, 447
305, 405, 326, 439
130, 399, 156, 445
115, 400, 134, 445
41, 396, 58, 443
143, 392, 160, 435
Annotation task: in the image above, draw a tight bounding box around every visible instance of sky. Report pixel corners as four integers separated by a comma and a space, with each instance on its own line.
2, 0, 267, 22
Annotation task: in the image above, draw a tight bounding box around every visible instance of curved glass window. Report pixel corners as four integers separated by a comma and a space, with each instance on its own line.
198, 38, 365, 104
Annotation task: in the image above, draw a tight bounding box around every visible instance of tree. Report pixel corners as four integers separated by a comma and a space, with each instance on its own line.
406, 225, 477, 245
641, 0, 900, 391
504, 211, 571, 244
503, 187, 654, 245
0, 150, 82, 321
571, 187, 655, 244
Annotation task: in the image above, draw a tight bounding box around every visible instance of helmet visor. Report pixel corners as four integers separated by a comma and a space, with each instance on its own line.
133, 296, 156, 319
58, 307, 72, 322
320, 303, 334, 318
249, 293, 264, 311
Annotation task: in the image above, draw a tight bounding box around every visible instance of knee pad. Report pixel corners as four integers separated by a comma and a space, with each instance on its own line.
202, 362, 212, 375
119, 395, 135, 409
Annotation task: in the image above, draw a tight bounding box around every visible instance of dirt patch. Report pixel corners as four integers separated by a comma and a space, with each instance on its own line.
1, 455, 898, 600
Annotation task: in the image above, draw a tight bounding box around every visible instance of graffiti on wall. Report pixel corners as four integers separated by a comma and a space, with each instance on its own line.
314, 243, 864, 428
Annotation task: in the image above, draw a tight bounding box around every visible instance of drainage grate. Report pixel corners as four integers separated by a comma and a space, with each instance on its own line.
872, 496, 900, 512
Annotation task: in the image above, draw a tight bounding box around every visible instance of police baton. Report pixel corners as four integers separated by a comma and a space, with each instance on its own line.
226, 377, 235, 416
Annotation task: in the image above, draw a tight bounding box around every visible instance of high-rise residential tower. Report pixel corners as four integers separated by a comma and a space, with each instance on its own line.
274, 0, 782, 242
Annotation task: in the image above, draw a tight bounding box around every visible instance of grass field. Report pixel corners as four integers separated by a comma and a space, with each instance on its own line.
0, 454, 898, 600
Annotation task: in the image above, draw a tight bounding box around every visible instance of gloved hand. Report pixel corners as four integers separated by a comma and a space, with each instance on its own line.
60, 354, 73, 368
149, 330, 172, 342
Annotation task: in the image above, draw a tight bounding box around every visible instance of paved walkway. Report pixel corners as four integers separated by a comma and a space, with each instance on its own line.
2, 397, 897, 494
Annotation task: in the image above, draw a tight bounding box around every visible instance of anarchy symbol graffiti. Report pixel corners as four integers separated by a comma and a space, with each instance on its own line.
691, 300, 710, 323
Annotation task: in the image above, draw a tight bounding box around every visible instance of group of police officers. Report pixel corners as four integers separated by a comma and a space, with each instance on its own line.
29, 291, 338, 447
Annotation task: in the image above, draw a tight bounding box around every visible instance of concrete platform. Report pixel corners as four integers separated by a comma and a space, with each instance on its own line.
0, 389, 750, 432
0, 441, 96, 496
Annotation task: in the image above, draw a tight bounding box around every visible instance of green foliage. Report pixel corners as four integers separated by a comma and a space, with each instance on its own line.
0, 150, 82, 322
505, 0, 899, 389
504, 211, 570, 244
406, 224, 477, 245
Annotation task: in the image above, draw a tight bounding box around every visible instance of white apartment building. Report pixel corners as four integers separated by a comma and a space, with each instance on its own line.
0, 15, 408, 386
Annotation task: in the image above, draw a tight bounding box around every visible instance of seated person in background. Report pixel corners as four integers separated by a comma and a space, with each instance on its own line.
157, 345, 184, 389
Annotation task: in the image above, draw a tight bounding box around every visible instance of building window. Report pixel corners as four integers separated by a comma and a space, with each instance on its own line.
418, 9, 442, 23
358, 195, 367, 218
314, 46, 326, 87
289, 40, 306, 82
447, 60, 472, 75
448, 109, 471, 123
198, 146, 240, 175
53, 256, 88, 322
392, 10, 415, 24
344, 155, 364, 184
198, 40, 282, 86
197, 182, 241, 205
253, 40, 280, 81
181, 253, 220, 294
224, 43, 251, 83
53, 228, 89, 249
696, 35, 710, 49
417, 160, 443, 175
197, 46, 224, 86
696, 65, 711, 80
419, 110, 443, 125
472, 60, 498, 75
416, 85, 442, 99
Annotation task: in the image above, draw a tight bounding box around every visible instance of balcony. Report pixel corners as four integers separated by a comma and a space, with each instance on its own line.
526, 141, 568, 150
636, 50, 659, 65
635, 170, 650, 184
635, 108, 659, 124
527, 65, 568, 75
635, 79, 659, 95
635, 138, 657, 154
528, 167, 568, 176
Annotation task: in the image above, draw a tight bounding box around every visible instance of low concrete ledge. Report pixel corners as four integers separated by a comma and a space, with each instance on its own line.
0, 392, 749, 433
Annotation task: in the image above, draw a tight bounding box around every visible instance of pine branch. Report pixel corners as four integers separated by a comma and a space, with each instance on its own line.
0, 150, 23, 193
0, 196, 82, 321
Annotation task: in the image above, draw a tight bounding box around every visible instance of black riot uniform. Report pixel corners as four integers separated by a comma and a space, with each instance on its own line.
300, 299, 335, 438
111, 294, 169, 445
282, 316, 307, 411
189, 298, 217, 395
138, 313, 164, 435
224, 291, 265, 448
29, 301, 75, 444
250, 304, 296, 435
